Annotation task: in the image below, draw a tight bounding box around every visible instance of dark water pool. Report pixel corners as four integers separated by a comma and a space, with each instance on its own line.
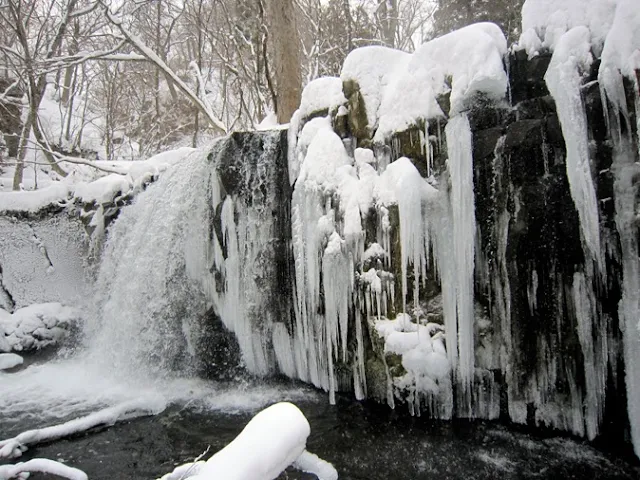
5, 391, 639, 480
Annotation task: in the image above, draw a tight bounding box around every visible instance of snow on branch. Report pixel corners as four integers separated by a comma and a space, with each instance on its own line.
24, 137, 129, 175
0, 458, 88, 480
102, 4, 228, 134
0, 397, 166, 459
38, 40, 146, 73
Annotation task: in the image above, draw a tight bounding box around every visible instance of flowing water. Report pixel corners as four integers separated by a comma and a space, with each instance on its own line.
2, 364, 638, 480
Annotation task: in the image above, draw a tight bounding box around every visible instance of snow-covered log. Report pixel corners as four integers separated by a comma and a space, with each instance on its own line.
0, 397, 166, 459
159, 402, 338, 480
0, 458, 88, 480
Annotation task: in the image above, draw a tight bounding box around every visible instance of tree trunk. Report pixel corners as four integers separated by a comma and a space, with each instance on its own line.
12, 113, 32, 191
266, 0, 302, 124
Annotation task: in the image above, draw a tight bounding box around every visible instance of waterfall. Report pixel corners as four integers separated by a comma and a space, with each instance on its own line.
85, 148, 212, 380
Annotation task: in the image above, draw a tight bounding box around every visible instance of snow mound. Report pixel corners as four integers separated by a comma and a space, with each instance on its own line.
299, 77, 347, 119
0, 303, 83, 352
341, 46, 411, 135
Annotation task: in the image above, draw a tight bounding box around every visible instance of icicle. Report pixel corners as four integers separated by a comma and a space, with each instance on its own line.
382, 158, 429, 315
445, 113, 476, 408
545, 27, 603, 273
572, 271, 606, 440
353, 308, 367, 400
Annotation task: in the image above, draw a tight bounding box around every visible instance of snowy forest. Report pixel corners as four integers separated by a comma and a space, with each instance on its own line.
1, 0, 640, 479
0, 0, 525, 188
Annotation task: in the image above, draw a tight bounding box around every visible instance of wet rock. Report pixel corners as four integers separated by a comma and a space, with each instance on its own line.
509, 50, 552, 105
342, 79, 371, 144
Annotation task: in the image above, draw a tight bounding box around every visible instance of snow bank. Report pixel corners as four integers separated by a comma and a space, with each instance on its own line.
0, 303, 83, 352
519, 0, 618, 56
0, 396, 166, 459
0, 353, 23, 370
161, 402, 337, 480
0, 458, 88, 480
0, 147, 195, 214
0, 183, 71, 214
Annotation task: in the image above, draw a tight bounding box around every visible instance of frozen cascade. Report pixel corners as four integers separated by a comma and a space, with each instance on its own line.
378, 157, 431, 316
290, 126, 356, 398
88, 131, 295, 382
571, 271, 607, 440
445, 114, 476, 411
200, 132, 295, 377
598, 6, 640, 455
611, 134, 640, 457
322, 233, 353, 403
544, 26, 604, 272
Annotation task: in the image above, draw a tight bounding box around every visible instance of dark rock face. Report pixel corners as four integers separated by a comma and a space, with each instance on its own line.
472, 51, 631, 446
192, 307, 244, 380
214, 130, 294, 328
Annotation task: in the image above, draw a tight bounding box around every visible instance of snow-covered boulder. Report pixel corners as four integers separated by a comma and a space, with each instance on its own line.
0, 353, 23, 370
0, 303, 83, 352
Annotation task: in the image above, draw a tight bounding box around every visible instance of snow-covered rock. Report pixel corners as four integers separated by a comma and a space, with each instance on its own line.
0, 303, 83, 352
519, 0, 617, 57
337, 23, 507, 146
0, 353, 23, 371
